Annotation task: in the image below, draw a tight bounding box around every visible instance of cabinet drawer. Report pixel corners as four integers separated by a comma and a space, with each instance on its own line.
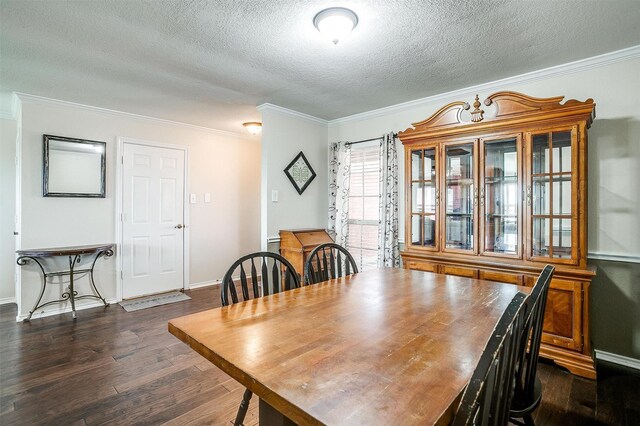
405, 260, 439, 273
478, 270, 523, 285
441, 265, 478, 278
523, 275, 537, 287
541, 279, 583, 351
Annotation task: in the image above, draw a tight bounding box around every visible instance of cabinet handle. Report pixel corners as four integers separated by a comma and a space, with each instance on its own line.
480, 187, 485, 206
435, 189, 440, 206
473, 188, 478, 206
526, 186, 532, 206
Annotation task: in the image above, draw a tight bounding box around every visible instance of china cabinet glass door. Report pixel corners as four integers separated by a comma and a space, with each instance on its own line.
410, 147, 438, 249
527, 127, 577, 263
480, 136, 520, 257
444, 143, 475, 252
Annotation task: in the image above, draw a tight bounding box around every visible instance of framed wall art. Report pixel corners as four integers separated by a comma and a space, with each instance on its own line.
284, 151, 316, 195
43, 134, 107, 198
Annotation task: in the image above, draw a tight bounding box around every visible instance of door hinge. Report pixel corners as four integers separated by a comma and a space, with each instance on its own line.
121, 156, 124, 164
120, 270, 124, 280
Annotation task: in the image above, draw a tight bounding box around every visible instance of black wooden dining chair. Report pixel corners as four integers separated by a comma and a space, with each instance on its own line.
453, 291, 529, 426
220, 252, 301, 425
220, 251, 300, 307
509, 265, 555, 426
304, 243, 359, 285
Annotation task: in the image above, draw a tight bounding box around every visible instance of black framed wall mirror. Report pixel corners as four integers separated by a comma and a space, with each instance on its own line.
43, 135, 106, 198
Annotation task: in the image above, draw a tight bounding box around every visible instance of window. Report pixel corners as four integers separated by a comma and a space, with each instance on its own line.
347, 145, 379, 271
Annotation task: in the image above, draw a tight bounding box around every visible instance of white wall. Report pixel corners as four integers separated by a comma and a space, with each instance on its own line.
15, 97, 261, 319
259, 106, 329, 246
328, 57, 640, 258
0, 117, 17, 302
327, 54, 640, 360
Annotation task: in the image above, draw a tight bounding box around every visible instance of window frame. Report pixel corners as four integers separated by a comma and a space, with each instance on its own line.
346, 143, 380, 271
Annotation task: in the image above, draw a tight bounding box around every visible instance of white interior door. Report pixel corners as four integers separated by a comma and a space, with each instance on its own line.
122, 143, 185, 299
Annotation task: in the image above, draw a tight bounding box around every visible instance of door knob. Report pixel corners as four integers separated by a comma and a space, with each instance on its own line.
175, 224, 184, 229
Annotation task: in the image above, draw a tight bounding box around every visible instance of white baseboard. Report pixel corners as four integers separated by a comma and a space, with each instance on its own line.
189, 273, 261, 290
595, 350, 640, 370
0, 297, 16, 305
188, 280, 221, 289
16, 298, 118, 322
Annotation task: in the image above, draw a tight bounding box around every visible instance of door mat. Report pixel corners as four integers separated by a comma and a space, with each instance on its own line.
119, 291, 191, 312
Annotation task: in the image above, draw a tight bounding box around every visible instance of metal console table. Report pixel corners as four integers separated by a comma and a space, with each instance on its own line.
17, 243, 114, 321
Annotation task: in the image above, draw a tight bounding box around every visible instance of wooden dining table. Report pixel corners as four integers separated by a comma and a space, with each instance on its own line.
168, 268, 529, 425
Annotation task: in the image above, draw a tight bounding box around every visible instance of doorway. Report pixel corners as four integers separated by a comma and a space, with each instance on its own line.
118, 139, 188, 299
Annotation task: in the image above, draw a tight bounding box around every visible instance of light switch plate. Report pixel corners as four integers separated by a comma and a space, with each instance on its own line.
204, 193, 211, 203
272, 190, 278, 202
190, 194, 197, 204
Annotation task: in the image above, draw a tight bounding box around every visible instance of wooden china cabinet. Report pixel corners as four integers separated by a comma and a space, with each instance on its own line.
399, 91, 597, 379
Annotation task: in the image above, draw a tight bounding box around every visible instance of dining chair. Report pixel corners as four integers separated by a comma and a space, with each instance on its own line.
304, 242, 359, 285
453, 291, 529, 426
220, 252, 301, 426
220, 251, 300, 307
509, 264, 555, 426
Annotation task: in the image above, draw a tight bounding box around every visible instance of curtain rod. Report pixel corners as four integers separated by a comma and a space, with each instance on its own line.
344, 132, 398, 146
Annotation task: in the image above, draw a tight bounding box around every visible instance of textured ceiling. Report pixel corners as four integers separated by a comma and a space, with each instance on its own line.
1, 0, 640, 133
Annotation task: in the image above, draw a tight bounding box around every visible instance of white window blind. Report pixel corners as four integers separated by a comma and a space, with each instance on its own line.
347, 145, 380, 271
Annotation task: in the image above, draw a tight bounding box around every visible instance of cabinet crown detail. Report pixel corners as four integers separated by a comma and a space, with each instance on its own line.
400, 91, 595, 141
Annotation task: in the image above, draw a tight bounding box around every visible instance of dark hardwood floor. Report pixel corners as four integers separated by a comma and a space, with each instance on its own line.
0, 286, 638, 425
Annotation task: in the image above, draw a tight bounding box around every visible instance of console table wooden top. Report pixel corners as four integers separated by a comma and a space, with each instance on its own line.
17, 243, 114, 258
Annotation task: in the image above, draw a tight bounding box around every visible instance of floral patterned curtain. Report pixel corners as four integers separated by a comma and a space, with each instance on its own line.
328, 142, 351, 248
378, 132, 400, 267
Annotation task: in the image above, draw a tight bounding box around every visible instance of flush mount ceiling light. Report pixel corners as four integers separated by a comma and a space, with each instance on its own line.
243, 122, 262, 135
313, 7, 358, 45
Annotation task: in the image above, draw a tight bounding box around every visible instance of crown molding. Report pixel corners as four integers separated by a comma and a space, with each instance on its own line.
257, 103, 328, 125
13, 92, 255, 139
0, 92, 20, 120
329, 44, 640, 126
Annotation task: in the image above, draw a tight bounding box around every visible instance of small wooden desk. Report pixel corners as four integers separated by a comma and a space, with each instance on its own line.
279, 228, 333, 283
169, 268, 528, 425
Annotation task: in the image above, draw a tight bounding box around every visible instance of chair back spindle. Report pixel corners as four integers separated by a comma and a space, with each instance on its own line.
250, 260, 259, 298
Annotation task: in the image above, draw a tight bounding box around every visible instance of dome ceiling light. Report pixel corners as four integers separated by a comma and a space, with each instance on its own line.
243, 122, 262, 135
313, 7, 358, 45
